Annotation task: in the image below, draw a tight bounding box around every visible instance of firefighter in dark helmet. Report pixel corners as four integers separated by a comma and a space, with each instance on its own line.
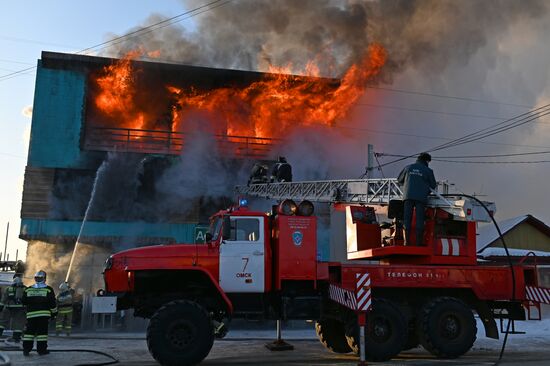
397, 152, 437, 246
270, 156, 292, 183
21, 270, 57, 356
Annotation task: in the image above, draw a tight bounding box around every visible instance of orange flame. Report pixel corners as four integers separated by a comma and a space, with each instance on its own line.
94, 52, 145, 130
92, 44, 387, 140
171, 44, 386, 138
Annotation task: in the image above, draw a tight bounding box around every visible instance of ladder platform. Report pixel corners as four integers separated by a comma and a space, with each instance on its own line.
348, 245, 432, 260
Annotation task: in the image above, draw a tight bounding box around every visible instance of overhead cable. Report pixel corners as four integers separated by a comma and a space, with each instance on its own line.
0, 0, 231, 82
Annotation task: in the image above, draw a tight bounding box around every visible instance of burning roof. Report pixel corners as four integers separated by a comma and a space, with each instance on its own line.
41, 46, 385, 147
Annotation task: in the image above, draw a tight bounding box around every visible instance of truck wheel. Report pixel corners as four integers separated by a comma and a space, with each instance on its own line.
315, 318, 352, 353
147, 300, 214, 366
345, 299, 407, 361
418, 297, 477, 359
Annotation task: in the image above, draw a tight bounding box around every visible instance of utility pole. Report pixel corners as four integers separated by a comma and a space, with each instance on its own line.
4, 222, 8, 262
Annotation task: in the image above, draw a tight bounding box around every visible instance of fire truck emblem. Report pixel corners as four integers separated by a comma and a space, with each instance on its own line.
292, 231, 303, 246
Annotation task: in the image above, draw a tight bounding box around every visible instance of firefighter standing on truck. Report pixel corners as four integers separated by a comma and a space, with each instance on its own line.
21, 270, 57, 356
56, 281, 73, 336
0, 275, 26, 343
270, 156, 292, 182
397, 152, 437, 246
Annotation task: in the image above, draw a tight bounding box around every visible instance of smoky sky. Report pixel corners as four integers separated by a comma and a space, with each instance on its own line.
97, 0, 550, 223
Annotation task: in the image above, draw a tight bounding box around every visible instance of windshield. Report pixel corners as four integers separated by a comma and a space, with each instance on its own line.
209, 217, 223, 241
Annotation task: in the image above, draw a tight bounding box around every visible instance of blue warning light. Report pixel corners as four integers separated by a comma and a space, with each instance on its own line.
239, 198, 248, 207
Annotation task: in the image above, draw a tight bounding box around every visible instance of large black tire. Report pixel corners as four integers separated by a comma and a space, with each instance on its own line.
315, 318, 352, 353
417, 297, 477, 359
147, 300, 214, 366
345, 299, 407, 361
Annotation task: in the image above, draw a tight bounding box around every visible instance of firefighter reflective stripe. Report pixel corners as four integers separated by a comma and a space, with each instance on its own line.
58, 307, 73, 314
22, 334, 35, 341
26, 288, 51, 297
526, 286, 550, 304
36, 335, 48, 341
51, 307, 58, 313
26, 310, 51, 318
355, 273, 372, 311
5, 304, 23, 308
438, 238, 463, 256
328, 284, 357, 310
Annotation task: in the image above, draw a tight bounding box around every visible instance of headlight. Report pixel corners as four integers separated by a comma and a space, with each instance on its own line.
298, 200, 314, 216
278, 199, 297, 215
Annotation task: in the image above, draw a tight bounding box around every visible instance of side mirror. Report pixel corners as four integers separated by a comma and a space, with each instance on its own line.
205, 232, 213, 242
222, 216, 231, 240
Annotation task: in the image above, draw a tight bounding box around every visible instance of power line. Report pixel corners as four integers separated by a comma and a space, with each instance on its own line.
0, 35, 79, 49
363, 85, 532, 109
380, 151, 550, 159
90, 0, 233, 55
372, 103, 550, 169
430, 106, 550, 152
432, 159, 550, 164
336, 125, 550, 150
78, 0, 229, 55
355, 102, 507, 121
0, 0, 231, 82
0, 58, 34, 65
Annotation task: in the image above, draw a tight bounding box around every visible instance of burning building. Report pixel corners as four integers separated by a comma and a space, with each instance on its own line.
19, 48, 386, 296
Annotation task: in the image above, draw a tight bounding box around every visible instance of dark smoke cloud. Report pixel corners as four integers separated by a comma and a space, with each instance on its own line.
98, 0, 550, 224
103, 1, 547, 78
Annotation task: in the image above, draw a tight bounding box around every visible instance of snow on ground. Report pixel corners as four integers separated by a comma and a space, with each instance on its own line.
471, 316, 550, 352
226, 317, 550, 352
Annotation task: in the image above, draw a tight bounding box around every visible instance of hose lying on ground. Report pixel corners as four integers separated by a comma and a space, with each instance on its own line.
0, 347, 118, 366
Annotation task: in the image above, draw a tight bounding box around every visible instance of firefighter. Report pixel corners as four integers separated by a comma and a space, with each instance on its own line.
270, 156, 292, 183
21, 270, 57, 356
248, 163, 269, 185
397, 152, 437, 246
56, 281, 73, 336
0, 275, 26, 343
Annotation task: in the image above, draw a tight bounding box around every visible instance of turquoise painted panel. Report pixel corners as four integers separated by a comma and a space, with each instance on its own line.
20, 219, 197, 243
28, 65, 90, 168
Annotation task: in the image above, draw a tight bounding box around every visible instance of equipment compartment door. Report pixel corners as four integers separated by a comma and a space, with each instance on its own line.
219, 216, 265, 293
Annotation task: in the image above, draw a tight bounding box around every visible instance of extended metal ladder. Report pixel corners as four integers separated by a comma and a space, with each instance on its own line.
235, 178, 495, 222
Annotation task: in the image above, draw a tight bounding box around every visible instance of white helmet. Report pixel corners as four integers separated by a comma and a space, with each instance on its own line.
34, 270, 46, 284
59, 282, 69, 291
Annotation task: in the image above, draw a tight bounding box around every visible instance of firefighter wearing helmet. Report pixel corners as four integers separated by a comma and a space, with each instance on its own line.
0, 274, 26, 343
397, 152, 437, 246
56, 281, 74, 336
21, 270, 57, 356
270, 156, 293, 183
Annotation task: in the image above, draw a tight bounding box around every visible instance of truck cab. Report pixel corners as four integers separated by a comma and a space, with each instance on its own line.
102, 199, 323, 366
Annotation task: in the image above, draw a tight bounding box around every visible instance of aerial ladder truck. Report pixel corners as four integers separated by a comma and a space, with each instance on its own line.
102, 178, 550, 366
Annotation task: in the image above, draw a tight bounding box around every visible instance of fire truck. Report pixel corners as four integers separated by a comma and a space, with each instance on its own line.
101, 178, 550, 366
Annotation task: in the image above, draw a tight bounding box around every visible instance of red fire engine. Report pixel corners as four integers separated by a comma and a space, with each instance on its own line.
101, 178, 550, 366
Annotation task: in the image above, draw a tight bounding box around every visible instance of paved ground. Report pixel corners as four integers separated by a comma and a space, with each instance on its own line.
0, 330, 549, 366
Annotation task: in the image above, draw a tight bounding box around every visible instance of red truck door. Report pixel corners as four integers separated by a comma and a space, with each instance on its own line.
219, 216, 266, 293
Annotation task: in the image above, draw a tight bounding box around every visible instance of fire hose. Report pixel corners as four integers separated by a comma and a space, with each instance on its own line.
0, 347, 118, 366
439, 193, 514, 366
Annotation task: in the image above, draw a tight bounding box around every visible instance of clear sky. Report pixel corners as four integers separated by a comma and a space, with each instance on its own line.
0, 1, 189, 261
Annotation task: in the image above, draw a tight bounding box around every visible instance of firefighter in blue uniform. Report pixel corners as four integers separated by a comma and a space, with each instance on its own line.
0, 275, 26, 343
21, 270, 57, 356
397, 152, 437, 246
